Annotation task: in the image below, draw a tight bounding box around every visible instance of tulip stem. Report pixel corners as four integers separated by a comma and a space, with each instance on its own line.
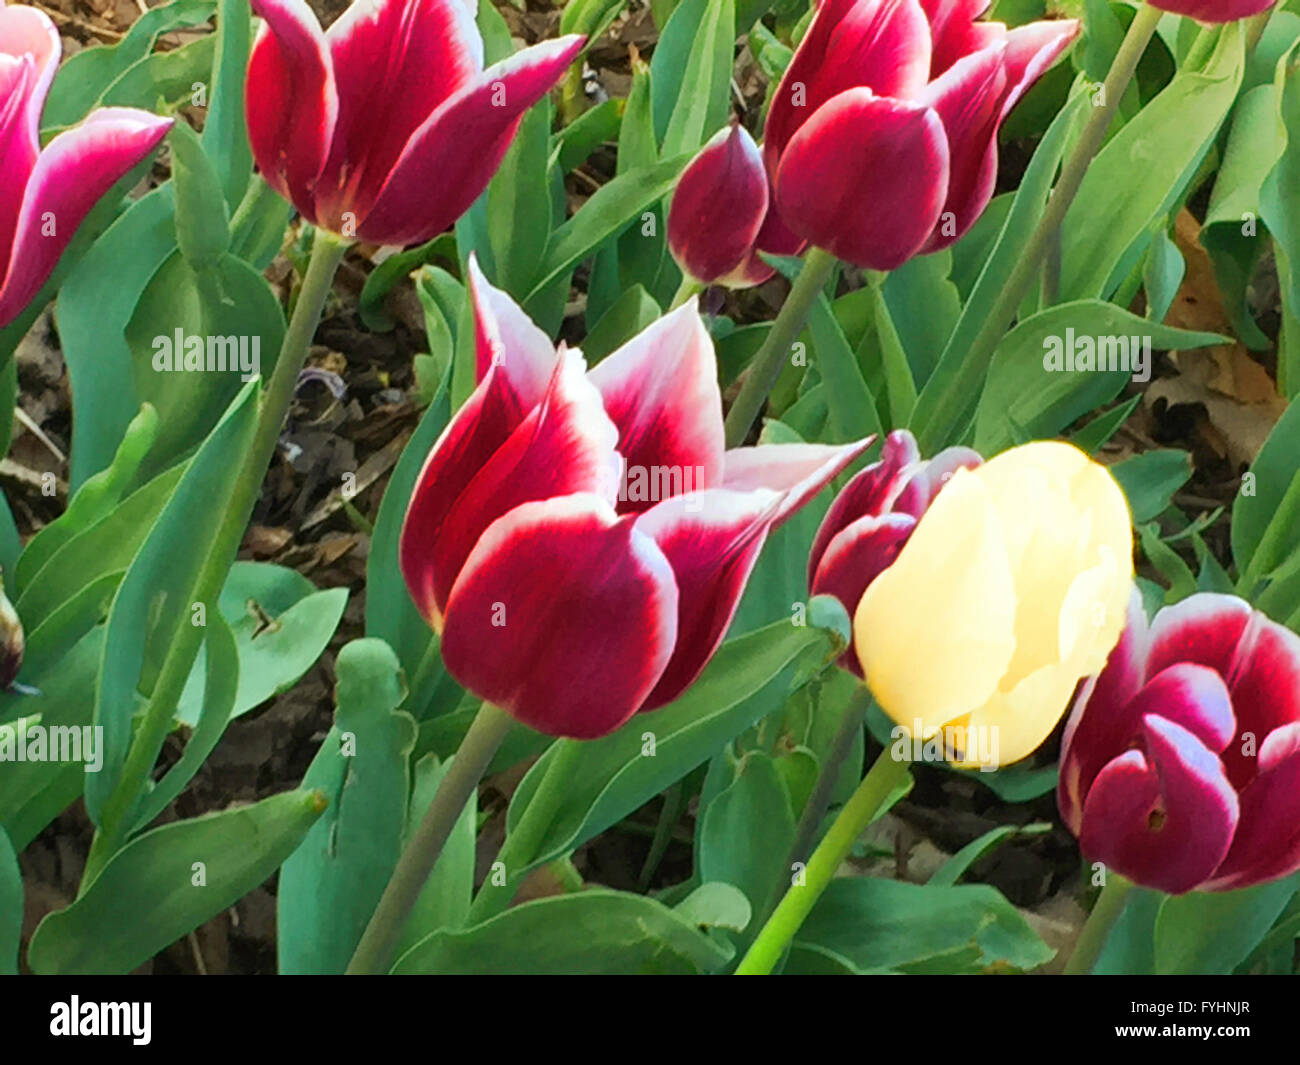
669, 276, 704, 311
723, 246, 837, 447
735, 745, 911, 975
1063, 874, 1134, 975
466, 737, 585, 924
81, 228, 349, 888
911, 1, 1162, 455
348, 701, 514, 974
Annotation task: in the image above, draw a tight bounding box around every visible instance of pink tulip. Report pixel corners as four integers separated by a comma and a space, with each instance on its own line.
808, 429, 981, 675
1149, 1, 1275, 22
245, 0, 584, 246
1059, 593, 1300, 894
762, 0, 1079, 270
0, 5, 172, 329
399, 257, 870, 739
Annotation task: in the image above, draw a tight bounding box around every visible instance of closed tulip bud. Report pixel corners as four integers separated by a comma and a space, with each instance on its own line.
1059, 593, 1300, 894
762, 0, 1079, 270
808, 429, 981, 676
667, 122, 773, 287
0, 6, 173, 328
854, 441, 1134, 769
399, 257, 870, 739
1148, 1, 1274, 22
246, 0, 584, 246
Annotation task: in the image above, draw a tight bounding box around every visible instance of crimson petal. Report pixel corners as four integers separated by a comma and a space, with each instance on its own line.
1207, 723, 1300, 890
440, 495, 679, 739
722, 438, 873, 527
1220, 612, 1300, 789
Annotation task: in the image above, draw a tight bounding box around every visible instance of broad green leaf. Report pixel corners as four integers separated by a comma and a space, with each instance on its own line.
1112, 449, 1192, 522
582, 284, 661, 363
170, 120, 231, 271
659, 0, 735, 158
202, 0, 254, 207
0, 827, 19, 974
1261, 39, 1300, 396
278, 639, 413, 974
28, 789, 327, 975
99, 34, 218, 113
392, 889, 732, 974
1232, 399, 1300, 580
487, 98, 553, 298
1154, 874, 1300, 974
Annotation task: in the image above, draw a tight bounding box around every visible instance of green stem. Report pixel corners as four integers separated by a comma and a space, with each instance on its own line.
467, 738, 585, 924
669, 275, 704, 311
347, 701, 514, 974
723, 246, 837, 447
1063, 874, 1134, 975
912, 2, 1162, 455
735, 745, 911, 975
82, 229, 349, 888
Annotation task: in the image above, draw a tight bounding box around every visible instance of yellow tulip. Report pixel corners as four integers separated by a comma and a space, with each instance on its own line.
853, 440, 1134, 770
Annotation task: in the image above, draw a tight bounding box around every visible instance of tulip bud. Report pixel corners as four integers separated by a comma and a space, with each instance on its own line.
854, 441, 1134, 770
667, 122, 769, 287
1148, 1, 1274, 22
1059, 593, 1300, 894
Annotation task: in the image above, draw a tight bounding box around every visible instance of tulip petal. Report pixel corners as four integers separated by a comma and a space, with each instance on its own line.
635, 489, 780, 710
917, 0, 1003, 76
440, 495, 679, 739
356, 35, 584, 245
811, 512, 916, 678
668, 122, 769, 285
315, 0, 483, 226
807, 430, 911, 583
467, 254, 556, 402
1000, 20, 1080, 121
0, 108, 172, 328
722, 438, 873, 527
0, 3, 58, 161
1146, 592, 1253, 691
1148, 1, 1274, 24
916, 44, 1007, 253
890, 444, 983, 517
856, 467, 1018, 737
433, 349, 619, 613
1220, 612, 1300, 789
587, 299, 725, 513
774, 89, 949, 270
1079, 716, 1239, 895
765, 0, 932, 165
247, 0, 337, 216
1206, 723, 1300, 890
0, 55, 38, 278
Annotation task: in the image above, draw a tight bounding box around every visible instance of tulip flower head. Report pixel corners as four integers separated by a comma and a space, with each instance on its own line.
245, 0, 584, 245
854, 441, 1134, 769
763, 0, 1079, 270
399, 258, 870, 739
808, 429, 981, 676
1060, 593, 1300, 894
0, 5, 173, 328
1148, 1, 1275, 22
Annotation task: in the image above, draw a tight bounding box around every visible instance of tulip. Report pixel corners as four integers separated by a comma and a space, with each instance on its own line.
853, 440, 1133, 768
1059, 593, 1300, 894
667, 121, 772, 287
762, 0, 1079, 270
399, 257, 870, 739
808, 429, 981, 676
1148, 1, 1274, 22
0, 5, 172, 329
246, 0, 584, 246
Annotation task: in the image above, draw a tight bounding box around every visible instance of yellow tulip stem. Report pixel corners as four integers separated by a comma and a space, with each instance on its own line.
348, 701, 514, 974
1063, 874, 1135, 975
912, 2, 1163, 455
724, 245, 838, 447
735, 746, 911, 975
466, 737, 586, 924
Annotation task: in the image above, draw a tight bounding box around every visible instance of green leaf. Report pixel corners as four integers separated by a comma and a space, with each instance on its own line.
1232, 399, 1300, 580
502, 618, 835, 886
99, 33, 218, 113
175, 562, 347, 725
973, 301, 1227, 454
1154, 874, 1300, 974
929, 824, 1051, 887
1059, 24, 1245, 301
170, 120, 231, 270
0, 827, 20, 974
658, 0, 735, 158
40, 0, 217, 130
28, 789, 327, 975
392, 889, 733, 974
487, 98, 553, 298
132, 613, 239, 830
1093, 884, 1164, 974
202, 0, 254, 207
1142, 222, 1186, 326
525, 155, 689, 305
357, 235, 456, 332
1112, 449, 1192, 522
1070, 394, 1142, 453
582, 284, 661, 363
1260, 40, 1300, 396
673, 881, 752, 934
794, 878, 1054, 974
278, 639, 414, 974
86, 382, 259, 828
